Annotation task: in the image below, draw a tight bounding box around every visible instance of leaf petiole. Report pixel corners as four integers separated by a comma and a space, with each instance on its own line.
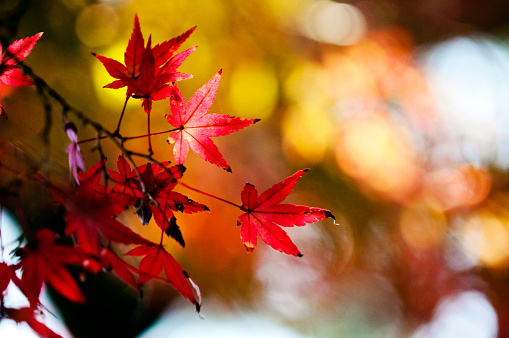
179, 181, 242, 209
113, 93, 130, 137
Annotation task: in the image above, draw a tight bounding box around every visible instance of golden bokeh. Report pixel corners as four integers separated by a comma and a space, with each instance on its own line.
335, 113, 421, 202
282, 103, 334, 164
399, 205, 447, 251
228, 61, 279, 119
462, 205, 509, 268
75, 4, 119, 47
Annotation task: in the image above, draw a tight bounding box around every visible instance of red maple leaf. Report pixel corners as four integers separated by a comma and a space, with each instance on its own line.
107, 156, 208, 247
82, 248, 141, 291
166, 70, 259, 171
52, 160, 154, 254
107, 155, 151, 195
0, 32, 43, 118
93, 14, 195, 113
126, 244, 201, 312
5, 307, 62, 338
237, 169, 335, 256
0, 32, 43, 87
18, 228, 88, 304
127, 36, 196, 113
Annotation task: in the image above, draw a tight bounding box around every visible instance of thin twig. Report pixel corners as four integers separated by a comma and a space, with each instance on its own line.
16, 60, 149, 196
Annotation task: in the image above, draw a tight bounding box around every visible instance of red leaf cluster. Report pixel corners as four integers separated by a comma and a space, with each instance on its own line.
0, 14, 336, 338
107, 155, 209, 247
0, 229, 85, 338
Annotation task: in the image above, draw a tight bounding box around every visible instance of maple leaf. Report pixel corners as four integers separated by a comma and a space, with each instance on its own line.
237, 169, 335, 256
107, 156, 208, 247
52, 160, 155, 254
0, 32, 43, 87
126, 244, 201, 312
82, 248, 140, 291
93, 14, 195, 113
107, 155, 149, 190
152, 190, 208, 245
138, 163, 208, 246
127, 37, 197, 113
166, 70, 259, 171
0, 32, 43, 118
5, 307, 63, 338
125, 37, 174, 114
18, 228, 88, 304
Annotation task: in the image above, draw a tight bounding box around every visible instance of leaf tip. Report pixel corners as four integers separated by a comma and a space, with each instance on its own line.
303, 168, 310, 173
325, 210, 335, 220
253, 118, 261, 124
195, 302, 202, 315
225, 166, 232, 173
297, 253, 303, 258
91, 52, 97, 56
218, 68, 223, 75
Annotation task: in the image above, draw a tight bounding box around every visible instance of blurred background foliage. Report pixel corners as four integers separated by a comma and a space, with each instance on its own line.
2, 0, 509, 337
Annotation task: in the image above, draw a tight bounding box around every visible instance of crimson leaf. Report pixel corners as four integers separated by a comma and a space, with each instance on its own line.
0, 32, 43, 87
19, 229, 87, 304
5, 307, 63, 338
126, 244, 201, 312
93, 14, 195, 113
52, 160, 155, 254
237, 169, 334, 256
166, 70, 259, 171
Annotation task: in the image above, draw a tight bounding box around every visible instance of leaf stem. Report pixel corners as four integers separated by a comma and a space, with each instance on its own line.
78, 135, 107, 145
114, 94, 130, 136
179, 181, 242, 209
124, 128, 178, 141
147, 113, 153, 156
157, 197, 169, 246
